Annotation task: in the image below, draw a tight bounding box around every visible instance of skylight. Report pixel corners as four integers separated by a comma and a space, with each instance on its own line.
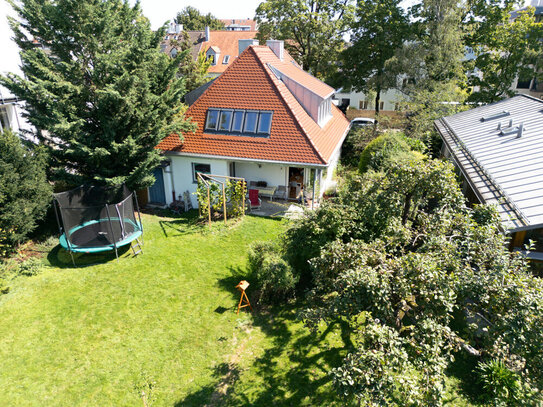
204, 108, 273, 137
223, 55, 230, 64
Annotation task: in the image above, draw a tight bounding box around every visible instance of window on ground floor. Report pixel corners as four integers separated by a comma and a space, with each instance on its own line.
192, 163, 211, 183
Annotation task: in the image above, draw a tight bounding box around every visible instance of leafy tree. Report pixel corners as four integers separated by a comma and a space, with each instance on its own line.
465, 7, 543, 104
340, 0, 411, 115
0, 131, 51, 253
358, 131, 424, 173
410, 0, 466, 87
174, 6, 225, 31
296, 160, 543, 404
255, 0, 354, 81
1, 0, 195, 190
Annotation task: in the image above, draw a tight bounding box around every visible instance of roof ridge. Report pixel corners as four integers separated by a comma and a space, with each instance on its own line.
250, 46, 326, 164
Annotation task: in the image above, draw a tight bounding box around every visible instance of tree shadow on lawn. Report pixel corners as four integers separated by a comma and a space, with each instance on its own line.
445, 350, 484, 406
157, 210, 205, 238
46, 244, 132, 268
175, 268, 351, 406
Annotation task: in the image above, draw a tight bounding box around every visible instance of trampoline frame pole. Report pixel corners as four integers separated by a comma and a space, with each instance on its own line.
133, 192, 143, 245
105, 204, 119, 261
54, 198, 76, 267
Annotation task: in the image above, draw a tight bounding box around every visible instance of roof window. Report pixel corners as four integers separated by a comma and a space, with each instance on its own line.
223, 55, 230, 64
204, 108, 273, 137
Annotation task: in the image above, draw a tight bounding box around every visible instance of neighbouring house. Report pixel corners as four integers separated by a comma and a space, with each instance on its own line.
333, 87, 405, 113
435, 95, 543, 261
220, 19, 258, 31
0, 85, 30, 135
149, 40, 350, 209
160, 25, 258, 78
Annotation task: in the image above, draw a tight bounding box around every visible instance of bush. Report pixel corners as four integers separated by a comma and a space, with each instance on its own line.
0, 256, 45, 295
341, 126, 378, 168
17, 257, 44, 276
477, 359, 523, 406
247, 241, 298, 305
0, 131, 52, 255
358, 132, 412, 173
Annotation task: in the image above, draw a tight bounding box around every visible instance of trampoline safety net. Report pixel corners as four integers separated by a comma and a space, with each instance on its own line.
53, 184, 142, 252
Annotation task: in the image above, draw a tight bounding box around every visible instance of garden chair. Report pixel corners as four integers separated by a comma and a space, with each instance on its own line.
273, 185, 287, 200
248, 189, 261, 210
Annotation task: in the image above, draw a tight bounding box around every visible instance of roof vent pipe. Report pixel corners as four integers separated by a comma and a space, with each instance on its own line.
517, 123, 525, 138
266, 40, 284, 61
205, 26, 210, 41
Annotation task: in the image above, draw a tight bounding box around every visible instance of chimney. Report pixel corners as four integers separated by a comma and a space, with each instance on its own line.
238, 39, 259, 56
266, 40, 284, 61
205, 26, 210, 41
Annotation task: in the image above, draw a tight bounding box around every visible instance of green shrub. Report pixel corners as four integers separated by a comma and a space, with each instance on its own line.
247, 241, 298, 305
17, 257, 44, 277
341, 126, 377, 168
477, 359, 523, 406
358, 132, 412, 173
0, 131, 52, 254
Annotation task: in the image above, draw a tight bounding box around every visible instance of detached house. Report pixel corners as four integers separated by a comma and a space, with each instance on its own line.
435, 95, 543, 261
151, 40, 350, 209
161, 26, 258, 78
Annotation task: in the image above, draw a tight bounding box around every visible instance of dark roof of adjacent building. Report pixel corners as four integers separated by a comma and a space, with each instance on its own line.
435, 94, 543, 231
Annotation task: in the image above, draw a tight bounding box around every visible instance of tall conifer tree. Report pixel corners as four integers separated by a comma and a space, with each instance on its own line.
1, 0, 194, 189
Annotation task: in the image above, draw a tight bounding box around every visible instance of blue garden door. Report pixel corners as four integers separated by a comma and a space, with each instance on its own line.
149, 168, 166, 205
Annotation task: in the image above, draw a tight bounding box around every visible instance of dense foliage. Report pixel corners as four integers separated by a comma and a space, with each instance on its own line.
169, 31, 212, 94
255, 0, 353, 81
0, 131, 51, 254
254, 154, 543, 405
246, 241, 298, 305
195, 177, 246, 220
358, 132, 424, 173
465, 7, 543, 104
1, 0, 195, 190
174, 6, 225, 30
340, 0, 410, 114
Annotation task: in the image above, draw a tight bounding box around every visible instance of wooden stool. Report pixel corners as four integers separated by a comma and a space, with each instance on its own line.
235, 280, 253, 314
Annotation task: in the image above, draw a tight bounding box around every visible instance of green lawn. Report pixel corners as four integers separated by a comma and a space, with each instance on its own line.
0, 211, 479, 406
0, 212, 347, 406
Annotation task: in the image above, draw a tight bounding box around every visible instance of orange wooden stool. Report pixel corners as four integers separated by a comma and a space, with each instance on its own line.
236, 280, 253, 314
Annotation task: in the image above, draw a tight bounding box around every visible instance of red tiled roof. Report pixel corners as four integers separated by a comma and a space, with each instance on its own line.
157, 45, 350, 165
202, 31, 258, 74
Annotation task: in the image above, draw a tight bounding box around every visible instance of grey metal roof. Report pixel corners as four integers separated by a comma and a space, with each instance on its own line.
435, 94, 543, 232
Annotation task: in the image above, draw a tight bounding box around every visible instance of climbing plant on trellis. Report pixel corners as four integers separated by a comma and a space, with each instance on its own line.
195, 173, 246, 227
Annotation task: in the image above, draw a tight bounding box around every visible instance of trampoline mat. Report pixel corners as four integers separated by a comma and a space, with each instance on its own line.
68, 219, 138, 248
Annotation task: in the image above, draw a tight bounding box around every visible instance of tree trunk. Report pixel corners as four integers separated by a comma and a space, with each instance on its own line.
374, 89, 381, 116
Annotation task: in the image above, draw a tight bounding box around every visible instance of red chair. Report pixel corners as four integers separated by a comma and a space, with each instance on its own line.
248, 189, 261, 210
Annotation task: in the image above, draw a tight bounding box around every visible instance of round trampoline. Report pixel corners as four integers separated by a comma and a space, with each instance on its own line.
53, 184, 143, 263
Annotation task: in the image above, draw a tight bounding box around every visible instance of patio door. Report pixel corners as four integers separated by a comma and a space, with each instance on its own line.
288, 167, 304, 200
148, 168, 166, 205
